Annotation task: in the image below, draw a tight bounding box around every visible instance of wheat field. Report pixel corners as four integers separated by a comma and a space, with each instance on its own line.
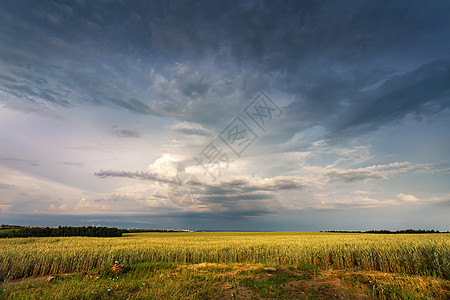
1, 232, 448, 281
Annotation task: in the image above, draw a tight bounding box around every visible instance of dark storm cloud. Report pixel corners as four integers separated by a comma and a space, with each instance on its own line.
327, 60, 450, 138
93, 168, 282, 217
172, 209, 276, 221
204, 176, 305, 196
200, 185, 274, 207
202, 192, 273, 203
1, 0, 449, 142
94, 169, 303, 215
95, 168, 304, 195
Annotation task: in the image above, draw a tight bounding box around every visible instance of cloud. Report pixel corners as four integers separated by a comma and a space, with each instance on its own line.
319, 197, 399, 210
94, 163, 305, 215
218, 176, 305, 191
93, 159, 420, 214
429, 195, 450, 207
0, 82, 71, 108
320, 162, 412, 183
74, 197, 108, 212
94, 170, 175, 184
198, 175, 305, 204
1, 0, 449, 146
0, 157, 40, 167
146, 154, 188, 179
416, 165, 450, 175
353, 189, 373, 195
397, 193, 418, 202
112, 127, 141, 138
0, 164, 99, 215
48, 202, 69, 212
0, 182, 15, 189
325, 168, 384, 182
170, 122, 213, 137
57, 161, 84, 168
327, 60, 450, 138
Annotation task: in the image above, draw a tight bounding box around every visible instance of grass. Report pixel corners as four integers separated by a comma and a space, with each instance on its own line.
0, 232, 449, 298
1, 262, 448, 299
338, 271, 450, 299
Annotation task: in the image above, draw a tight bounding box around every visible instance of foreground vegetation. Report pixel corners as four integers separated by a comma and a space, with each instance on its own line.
2, 262, 449, 299
0, 232, 449, 298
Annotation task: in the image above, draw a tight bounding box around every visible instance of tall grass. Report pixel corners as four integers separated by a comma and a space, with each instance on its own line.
0, 232, 448, 280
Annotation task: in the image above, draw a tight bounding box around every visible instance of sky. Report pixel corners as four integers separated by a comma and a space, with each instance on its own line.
0, 0, 449, 231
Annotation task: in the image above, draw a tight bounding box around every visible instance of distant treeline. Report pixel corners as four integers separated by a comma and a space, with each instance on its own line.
0, 226, 122, 238
322, 229, 447, 234
366, 229, 445, 234
124, 229, 191, 233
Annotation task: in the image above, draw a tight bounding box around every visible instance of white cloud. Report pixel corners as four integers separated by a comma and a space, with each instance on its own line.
147, 154, 186, 179
170, 121, 213, 137
397, 193, 418, 202
73, 197, 107, 212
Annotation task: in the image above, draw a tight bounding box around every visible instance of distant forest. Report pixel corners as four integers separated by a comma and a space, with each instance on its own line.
0, 225, 122, 238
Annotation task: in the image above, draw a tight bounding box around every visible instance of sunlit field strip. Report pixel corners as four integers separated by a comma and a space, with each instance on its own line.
1, 232, 448, 280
